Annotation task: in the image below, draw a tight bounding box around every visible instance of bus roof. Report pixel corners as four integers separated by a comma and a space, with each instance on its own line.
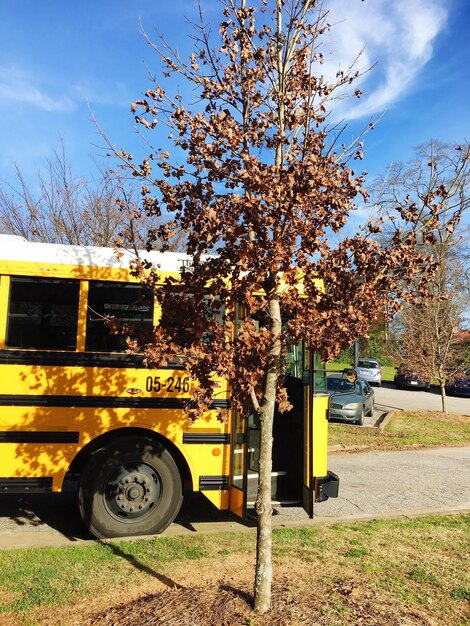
0, 234, 193, 272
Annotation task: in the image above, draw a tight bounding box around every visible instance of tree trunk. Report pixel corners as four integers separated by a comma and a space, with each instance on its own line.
440, 382, 447, 413
253, 287, 282, 613
253, 403, 274, 613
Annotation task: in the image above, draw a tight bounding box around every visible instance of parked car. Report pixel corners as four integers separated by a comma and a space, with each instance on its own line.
445, 369, 470, 397
356, 358, 382, 387
326, 375, 375, 426
394, 364, 430, 391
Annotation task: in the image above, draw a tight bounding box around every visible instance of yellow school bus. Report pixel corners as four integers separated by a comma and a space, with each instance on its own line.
0, 234, 338, 538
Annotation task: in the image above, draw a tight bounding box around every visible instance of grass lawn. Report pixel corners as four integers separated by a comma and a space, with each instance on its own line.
329, 410, 470, 451
0, 515, 468, 625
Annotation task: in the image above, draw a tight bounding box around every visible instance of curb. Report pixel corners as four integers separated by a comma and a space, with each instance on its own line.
1, 506, 469, 551
375, 410, 392, 430
327, 410, 390, 453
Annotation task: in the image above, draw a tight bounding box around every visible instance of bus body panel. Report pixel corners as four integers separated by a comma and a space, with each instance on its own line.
0, 360, 231, 494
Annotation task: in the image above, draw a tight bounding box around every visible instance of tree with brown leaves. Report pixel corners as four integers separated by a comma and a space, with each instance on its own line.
113, 0, 465, 613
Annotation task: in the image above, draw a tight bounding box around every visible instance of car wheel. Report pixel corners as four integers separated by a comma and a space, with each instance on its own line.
78, 436, 183, 539
356, 409, 365, 426
367, 402, 374, 417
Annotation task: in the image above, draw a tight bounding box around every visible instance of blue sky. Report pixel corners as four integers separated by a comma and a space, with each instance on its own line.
0, 0, 468, 192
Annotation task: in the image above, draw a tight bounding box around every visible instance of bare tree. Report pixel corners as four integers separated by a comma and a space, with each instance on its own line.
392, 258, 468, 411
111, 0, 466, 613
371, 140, 470, 241
0, 139, 186, 250
370, 141, 470, 409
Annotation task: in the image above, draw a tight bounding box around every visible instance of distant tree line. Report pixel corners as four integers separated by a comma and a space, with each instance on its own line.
0, 139, 186, 251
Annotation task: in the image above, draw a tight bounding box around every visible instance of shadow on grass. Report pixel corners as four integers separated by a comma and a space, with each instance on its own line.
102, 540, 185, 590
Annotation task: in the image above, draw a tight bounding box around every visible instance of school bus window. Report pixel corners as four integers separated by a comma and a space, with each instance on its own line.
284, 342, 303, 378
159, 291, 224, 346
6, 277, 79, 350
203, 295, 224, 325
85, 281, 154, 352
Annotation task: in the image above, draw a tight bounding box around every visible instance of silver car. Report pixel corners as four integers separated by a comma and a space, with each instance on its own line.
326, 375, 375, 426
356, 359, 382, 387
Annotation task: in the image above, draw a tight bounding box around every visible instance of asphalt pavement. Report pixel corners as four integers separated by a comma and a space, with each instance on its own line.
373, 382, 470, 415
313, 445, 470, 519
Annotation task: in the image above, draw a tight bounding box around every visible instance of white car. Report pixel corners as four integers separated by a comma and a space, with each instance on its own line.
356, 359, 382, 387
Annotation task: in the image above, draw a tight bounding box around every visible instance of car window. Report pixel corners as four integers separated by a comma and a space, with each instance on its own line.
358, 360, 379, 369
326, 378, 355, 393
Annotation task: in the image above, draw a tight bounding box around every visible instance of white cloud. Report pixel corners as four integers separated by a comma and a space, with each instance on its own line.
322, 0, 448, 120
0, 65, 75, 112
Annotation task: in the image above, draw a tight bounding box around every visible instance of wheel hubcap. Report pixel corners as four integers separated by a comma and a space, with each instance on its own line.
105, 463, 161, 521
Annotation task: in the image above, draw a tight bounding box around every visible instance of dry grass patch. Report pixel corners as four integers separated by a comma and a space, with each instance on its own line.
86, 579, 440, 626
329, 410, 470, 451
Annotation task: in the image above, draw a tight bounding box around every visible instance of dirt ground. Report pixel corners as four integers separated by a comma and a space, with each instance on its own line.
86, 582, 436, 626
3, 555, 453, 626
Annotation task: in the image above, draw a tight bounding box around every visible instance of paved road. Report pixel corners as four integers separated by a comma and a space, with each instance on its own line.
373, 383, 469, 415
313, 446, 470, 519
0, 446, 468, 549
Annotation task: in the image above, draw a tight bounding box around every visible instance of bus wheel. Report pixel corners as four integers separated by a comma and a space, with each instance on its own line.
78, 436, 183, 539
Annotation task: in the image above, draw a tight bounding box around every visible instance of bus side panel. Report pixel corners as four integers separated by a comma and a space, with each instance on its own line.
0, 363, 231, 499
0, 443, 77, 491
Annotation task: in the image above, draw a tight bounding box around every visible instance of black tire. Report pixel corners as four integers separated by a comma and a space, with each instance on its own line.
78, 436, 183, 539
356, 409, 365, 426
367, 402, 375, 417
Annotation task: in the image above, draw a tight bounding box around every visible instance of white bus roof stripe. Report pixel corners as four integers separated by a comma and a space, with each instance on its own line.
0, 235, 194, 272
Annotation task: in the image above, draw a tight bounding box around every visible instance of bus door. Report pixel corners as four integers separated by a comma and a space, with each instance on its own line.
228, 341, 304, 519
228, 407, 248, 519
229, 342, 338, 519
302, 347, 315, 516
228, 303, 250, 519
